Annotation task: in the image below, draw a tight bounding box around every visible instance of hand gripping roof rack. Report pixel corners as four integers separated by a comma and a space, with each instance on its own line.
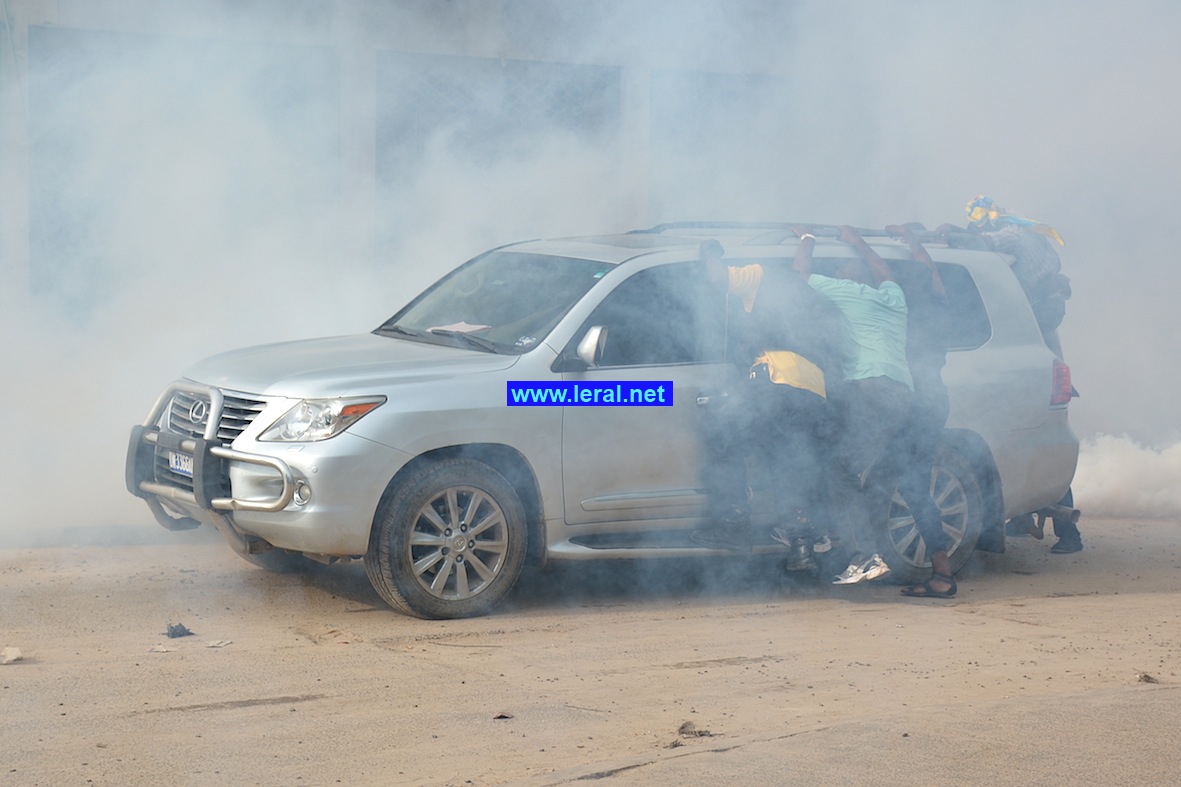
628, 220, 970, 247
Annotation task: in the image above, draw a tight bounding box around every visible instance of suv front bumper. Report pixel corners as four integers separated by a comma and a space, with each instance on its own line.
126, 425, 297, 515
125, 381, 407, 557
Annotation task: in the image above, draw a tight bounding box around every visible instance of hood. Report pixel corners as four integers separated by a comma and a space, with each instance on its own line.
183, 333, 522, 398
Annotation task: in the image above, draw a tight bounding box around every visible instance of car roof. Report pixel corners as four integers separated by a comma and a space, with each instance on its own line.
502, 234, 699, 264
500, 222, 1013, 268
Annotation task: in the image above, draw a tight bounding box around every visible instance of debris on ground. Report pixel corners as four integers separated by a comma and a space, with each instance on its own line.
205, 640, 233, 648
1, 646, 24, 664
666, 721, 717, 749
1137, 672, 1160, 684
677, 721, 713, 738
166, 622, 194, 638
147, 644, 175, 653
492, 712, 514, 720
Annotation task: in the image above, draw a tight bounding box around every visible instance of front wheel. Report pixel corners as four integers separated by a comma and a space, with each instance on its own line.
365, 458, 528, 619
879, 447, 984, 584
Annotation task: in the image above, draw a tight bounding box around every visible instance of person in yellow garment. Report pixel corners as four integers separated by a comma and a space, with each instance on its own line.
692, 240, 846, 553
792, 226, 913, 584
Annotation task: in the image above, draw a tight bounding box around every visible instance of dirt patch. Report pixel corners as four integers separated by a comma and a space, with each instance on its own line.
3, 518, 1179, 784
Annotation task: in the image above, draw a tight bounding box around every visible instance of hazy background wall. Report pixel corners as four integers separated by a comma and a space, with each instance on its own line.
1, 0, 1178, 543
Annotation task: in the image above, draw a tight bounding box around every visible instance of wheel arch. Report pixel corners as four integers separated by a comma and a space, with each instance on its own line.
942, 428, 1005, 554
372, 443, 547, 567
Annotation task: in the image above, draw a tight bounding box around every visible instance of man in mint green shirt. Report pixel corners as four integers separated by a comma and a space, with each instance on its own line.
792, 226, 912, 584
806, 271, 912, 390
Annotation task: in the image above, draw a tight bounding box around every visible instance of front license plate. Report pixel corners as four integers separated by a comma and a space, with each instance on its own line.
168, 451, 194, 478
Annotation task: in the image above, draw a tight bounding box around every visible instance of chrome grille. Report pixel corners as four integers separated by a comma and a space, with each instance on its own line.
155, 388, 269, 496
168, 390, 211, 438
165, 389, 268, 443
219, 394, 269, 442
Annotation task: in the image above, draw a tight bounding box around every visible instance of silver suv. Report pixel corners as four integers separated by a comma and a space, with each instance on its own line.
126, 223, 1079, 618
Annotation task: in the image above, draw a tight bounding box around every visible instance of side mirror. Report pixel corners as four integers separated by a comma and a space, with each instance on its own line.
576, 325, 608, 368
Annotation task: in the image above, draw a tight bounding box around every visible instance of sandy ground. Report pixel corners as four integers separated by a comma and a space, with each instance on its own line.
2, 517, 1179, 786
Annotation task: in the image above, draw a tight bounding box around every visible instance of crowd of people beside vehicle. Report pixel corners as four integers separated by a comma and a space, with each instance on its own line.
692, 197, 1078, 597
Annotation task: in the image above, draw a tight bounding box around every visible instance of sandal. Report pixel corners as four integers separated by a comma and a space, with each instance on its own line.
771, 508, 815, 548
900, 573, 957, 598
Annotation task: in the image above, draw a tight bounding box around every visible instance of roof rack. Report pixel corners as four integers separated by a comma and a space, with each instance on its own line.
629, 220, 986, 249
745, 224, 893, 244
628, 221, 802, 234
631, 220, 898, 235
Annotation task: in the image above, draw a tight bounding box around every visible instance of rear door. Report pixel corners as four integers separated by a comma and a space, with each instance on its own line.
939, 259, 1049, 432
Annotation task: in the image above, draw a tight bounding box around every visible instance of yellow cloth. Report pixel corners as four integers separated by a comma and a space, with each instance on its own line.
727, 264, 827, 397
753, 351, 827, 398
727, 264, 763, 312
965, 195, 1064, 246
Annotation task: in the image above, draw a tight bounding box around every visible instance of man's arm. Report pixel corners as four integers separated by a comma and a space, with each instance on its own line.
886, 224, 946, 298
791, 225, 815, 280
838, 225, 894, 285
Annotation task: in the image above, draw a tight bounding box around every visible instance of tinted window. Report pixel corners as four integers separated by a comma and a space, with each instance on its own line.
579, 262, 726, 367
937, 263, 991, 349
811, 257, 991, 352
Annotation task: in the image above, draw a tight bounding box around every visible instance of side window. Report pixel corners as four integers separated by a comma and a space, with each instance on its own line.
937, 263, 992, 349
580, 263, 726, 367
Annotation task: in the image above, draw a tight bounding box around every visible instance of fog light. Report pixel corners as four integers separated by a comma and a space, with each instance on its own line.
293, 481, 312, 506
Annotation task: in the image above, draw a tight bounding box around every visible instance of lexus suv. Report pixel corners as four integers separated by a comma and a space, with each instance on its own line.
126, 222, 1079, 618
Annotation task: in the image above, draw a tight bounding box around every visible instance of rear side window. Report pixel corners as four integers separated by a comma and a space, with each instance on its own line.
937, 263, 991, 350
812, 257, 992, 351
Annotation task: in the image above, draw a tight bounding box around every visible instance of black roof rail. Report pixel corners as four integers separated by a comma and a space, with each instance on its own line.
628, 221, 801, 234
939, 227, 990, 250
744, 224, 890, 244
630, 220, 976, 249
747, 223, 965, 248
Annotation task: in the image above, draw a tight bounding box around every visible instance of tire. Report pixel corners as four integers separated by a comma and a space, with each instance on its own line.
365, 458, 528, 619
878, 447, 984, 584
239, 548, 321, 574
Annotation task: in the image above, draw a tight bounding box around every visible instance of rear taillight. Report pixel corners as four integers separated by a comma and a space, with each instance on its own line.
1051, 359, 1073, 406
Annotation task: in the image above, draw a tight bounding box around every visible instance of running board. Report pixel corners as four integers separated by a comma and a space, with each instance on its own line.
549, 536, 790, 561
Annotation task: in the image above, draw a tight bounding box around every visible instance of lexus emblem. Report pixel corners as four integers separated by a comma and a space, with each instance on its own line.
189, 400, 209, 424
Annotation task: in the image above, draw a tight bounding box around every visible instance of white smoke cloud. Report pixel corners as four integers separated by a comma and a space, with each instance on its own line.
2, 0, 1179, 543
1074, 435, 1181, 519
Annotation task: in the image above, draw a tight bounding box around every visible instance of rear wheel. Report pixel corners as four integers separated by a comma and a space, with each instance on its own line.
879, 448, 983, 584
365, 458, 528, 619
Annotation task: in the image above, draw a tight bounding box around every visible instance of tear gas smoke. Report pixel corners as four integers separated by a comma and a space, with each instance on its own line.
1074, 435, 1181, 518
2, 1, 1179, 546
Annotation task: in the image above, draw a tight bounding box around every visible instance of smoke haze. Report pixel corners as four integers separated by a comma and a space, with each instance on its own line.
1, 0, 1179, 543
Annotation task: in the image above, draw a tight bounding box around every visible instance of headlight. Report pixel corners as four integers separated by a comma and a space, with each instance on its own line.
258, 397, 386, 442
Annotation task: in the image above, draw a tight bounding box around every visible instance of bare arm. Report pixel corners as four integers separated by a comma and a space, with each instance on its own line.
886, 224, 946, 298
838, 225, 894, 285
791, 225, 815, 280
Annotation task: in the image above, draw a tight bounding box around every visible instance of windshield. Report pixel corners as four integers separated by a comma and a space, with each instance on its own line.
376, 251, 615, 353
